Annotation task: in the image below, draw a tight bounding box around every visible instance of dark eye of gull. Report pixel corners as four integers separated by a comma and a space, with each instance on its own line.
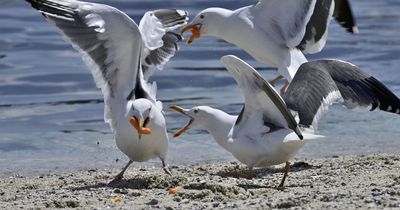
199, 14, 205, 19
194, 109, 199, 114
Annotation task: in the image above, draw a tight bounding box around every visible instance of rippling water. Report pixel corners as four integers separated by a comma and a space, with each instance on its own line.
0, 0, 399, 175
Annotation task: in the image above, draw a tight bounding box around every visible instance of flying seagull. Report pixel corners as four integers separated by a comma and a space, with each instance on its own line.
170, 55, 399, 187
26, 0, 188, 184
181, 0, 358, 95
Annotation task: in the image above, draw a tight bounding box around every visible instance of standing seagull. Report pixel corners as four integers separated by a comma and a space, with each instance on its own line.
181, 0, 358, 95
170, 55, 400, 187
26, 0, 188, 183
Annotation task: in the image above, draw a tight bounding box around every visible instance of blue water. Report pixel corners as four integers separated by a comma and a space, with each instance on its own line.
0, 0, 399, 175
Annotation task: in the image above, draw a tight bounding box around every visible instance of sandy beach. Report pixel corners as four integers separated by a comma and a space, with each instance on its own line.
0, 154, 399, 209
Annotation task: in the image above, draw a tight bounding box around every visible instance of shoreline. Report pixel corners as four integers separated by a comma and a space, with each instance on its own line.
1, 154, 399, 209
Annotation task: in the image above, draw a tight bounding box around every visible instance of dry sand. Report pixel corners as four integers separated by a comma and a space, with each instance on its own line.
0, 154, 399, 209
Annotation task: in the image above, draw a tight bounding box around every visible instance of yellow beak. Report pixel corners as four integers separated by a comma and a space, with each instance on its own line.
169, 105, 194, 138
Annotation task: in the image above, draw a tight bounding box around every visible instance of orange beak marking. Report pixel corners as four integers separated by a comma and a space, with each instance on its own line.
180, 24, 201, 44
168, 105, 194, 138
130, 117, 152, 135
173, 126, 189, 138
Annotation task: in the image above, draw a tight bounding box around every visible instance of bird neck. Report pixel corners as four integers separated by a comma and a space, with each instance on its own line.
200, 108, 236, 148
211, 7, 251, 46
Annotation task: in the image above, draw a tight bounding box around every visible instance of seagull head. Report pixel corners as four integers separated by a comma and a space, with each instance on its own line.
127, 99, 154, 139
180, 8, 231, 44
169, 105, 218, 138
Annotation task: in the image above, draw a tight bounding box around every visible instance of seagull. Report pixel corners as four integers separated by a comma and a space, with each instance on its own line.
170, 55, 400, 187
26, 0, 188, 183
180, 0, 358, 95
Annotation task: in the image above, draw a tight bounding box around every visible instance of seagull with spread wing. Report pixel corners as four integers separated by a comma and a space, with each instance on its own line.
170, 55, 400, 187
181, 0, 358, 95
26, 0, 188, 184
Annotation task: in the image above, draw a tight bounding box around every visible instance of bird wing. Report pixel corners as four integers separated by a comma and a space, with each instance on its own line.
249, 0, 317, 49
26, 0, 143, 129
333, 0, 358, 34
284, 60, 400, 130
298, 0, 358, 53
139, 9, 188, 80
220, 55, 303, 140
249, 0, 357, 54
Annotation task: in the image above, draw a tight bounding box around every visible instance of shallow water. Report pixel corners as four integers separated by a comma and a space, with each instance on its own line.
0, 0, 399, 175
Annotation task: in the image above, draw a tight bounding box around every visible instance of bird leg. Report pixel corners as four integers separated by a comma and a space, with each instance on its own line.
269, 75, 284, 87
279, 80, 289, 96
162, 159, 172, 176
278, 161, 290, 188
246, 167, 254, 180
98, 160, 133, 185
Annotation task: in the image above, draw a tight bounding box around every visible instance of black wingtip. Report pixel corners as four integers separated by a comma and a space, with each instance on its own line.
295, 127, 304, 140
334, 0, 358, 35
25, 0, 39, 8
365, 77, 400, 115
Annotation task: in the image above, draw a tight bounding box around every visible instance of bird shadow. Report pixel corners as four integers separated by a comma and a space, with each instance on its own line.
217, 161, 320, 179
70, 175, 182, 191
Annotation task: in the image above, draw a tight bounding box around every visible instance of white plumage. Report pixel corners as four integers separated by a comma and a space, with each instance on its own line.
170, 55, 400, 187
26, 0, 188, 183
181, 0, 358, 93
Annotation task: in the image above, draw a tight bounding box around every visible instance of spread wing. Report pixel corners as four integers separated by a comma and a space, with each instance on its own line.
139, 9, 188, 79
26, 0, 143, 129
221, 55, 303, 140
284, 60, 400, 130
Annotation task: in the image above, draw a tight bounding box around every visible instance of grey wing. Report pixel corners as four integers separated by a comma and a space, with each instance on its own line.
26, 0, 143, 128
142, 32, 182, 80
284, 60, 400, 129
324, 60, 400, 113
221, 55, 303, 140
152, 9, 188, 29
283, 61, 343, 129
139, 9, 188, 80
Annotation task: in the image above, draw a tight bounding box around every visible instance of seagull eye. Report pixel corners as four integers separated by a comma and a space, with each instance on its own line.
199, 14, 205, 19
194, 109, 199, 114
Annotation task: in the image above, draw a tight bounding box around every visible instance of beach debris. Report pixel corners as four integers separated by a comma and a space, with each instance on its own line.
148, 198, 159, 205
111, 196, 122, 203
168, 186, 180, 194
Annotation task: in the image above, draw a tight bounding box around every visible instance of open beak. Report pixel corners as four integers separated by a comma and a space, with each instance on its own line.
180, 23, 201, 44
169, 105, 194, 138
130, 117, 152, 140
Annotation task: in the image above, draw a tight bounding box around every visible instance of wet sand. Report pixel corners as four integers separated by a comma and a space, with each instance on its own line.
0, 154, 399, 209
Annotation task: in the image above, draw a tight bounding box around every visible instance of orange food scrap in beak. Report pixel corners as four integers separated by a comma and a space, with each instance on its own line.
130, 117, 152, 135
180, 24, 201, 44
